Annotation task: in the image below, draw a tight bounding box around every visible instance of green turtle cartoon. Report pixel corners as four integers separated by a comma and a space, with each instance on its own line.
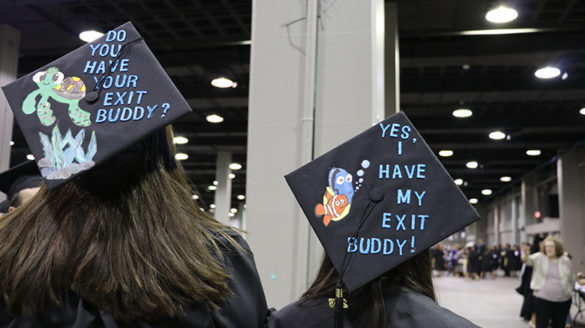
22, 67, 91, 127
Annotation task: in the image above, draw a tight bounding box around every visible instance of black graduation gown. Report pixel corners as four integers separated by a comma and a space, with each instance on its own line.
0, 232, 268, 328
266, 284, 479, 328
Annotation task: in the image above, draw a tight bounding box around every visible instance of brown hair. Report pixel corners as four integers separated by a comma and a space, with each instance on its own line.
543, 236, 564, 258
302, 250, 435, 327
0, 130, 239, 321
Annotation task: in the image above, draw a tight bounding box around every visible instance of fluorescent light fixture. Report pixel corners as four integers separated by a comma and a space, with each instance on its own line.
485, 6, 518, 23
526, 149, 541, 156
439, 150, 454, 157
466, 161, 478, 169
210, 204, 216, 209
206, 114, 224, 123
191, 194, 199, 200
481, 189, 492, 196
580, 107, 585, 115
173, 136, 188, 144
208, 185, 217, 191
79, 30, 104, 42
211, 77, 236, 88
230, 208, 238, 213
229, 173, 235, 179
500, 176, 512, 182
454, 178, 463, 186
26, 154, 35, 160
489, 130, 506, 140
453, 108, 472, 118
237, 194, 246, 200
459, 28, 542, 36
469, 198, 478, 204
535, 66, 560, 79
9, 141, 14, 146
229, 163, 242, 170
175, 153, 188, 160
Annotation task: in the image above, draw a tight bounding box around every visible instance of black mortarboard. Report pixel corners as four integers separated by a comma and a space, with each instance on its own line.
0, 160, 42, 203
1, 22, 191, 189
285, 112, 480, 293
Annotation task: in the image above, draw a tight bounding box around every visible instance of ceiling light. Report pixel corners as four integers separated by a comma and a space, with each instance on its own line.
459, 28, 541, 36
26, 154, 35, 160
175, 153, 188, 160
439, 150, 454, 157
191, 194, 199, 200
208, 185, 217, 191
485, 6, 518, 23
230, 208, 238, 213
211, 77, 236, 88
580, 107, 585, 115
462, 64, 470, 70
206, 114, 224, 123
453, 108, 472, 118
229, 173, 235, 179
213, 180, 218, 186
481, 189, 492, 196
229, 163, 242, 170
173, 136, 188, 144
229, 212, 235, 217
562, 72, 568, 80
9, 141, 14, 146
454, 178, 463, 186
237, 194, 246, 200
500, 176, 512, 182
469, 198, 478, 204
535, 66, 560, 79
210, 204, 216, 209
489, 130, 506, 140
79, 30, 104, 42
526, 149, 541, 156
466, 161, 478, 169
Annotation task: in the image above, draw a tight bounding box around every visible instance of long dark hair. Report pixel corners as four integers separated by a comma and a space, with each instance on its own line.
0, 128, 240, 321
302, 250, 435, 327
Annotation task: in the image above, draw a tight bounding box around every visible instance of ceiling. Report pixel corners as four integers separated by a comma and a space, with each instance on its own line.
2, 0, 585, 210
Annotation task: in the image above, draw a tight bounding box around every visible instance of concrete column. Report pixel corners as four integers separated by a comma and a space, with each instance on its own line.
0, 24, 20, 192
557, 148, 585, 273
385, 2, 399, 116
247, 0, 386, 307
494, 203, 500, 247
214, 151, 232, 224
511, 197, 518, 245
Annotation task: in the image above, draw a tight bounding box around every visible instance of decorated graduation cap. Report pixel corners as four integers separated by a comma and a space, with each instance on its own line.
0, 160, 42, 205
286, 111, 479, 297
1, 22, 191, 189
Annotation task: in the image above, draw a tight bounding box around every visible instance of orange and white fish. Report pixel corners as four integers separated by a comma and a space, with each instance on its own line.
315, 192, 349, 227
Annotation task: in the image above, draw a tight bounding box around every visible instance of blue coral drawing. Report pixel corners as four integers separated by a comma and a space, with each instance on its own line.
37, 124, 97, 180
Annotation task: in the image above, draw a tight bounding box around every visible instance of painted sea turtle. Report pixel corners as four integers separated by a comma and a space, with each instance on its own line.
22, 67, 91, 127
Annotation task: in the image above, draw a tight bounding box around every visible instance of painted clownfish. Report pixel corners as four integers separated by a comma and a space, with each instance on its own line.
315, 190, 349, 227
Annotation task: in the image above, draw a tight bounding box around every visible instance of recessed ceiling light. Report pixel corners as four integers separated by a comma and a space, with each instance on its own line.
230, 208, 238, 213
454, 178, 463, 186
211, 77, 236, 88
580, 107, 585, 115
26, 154, 35, 160
439, 150, 454, 157
469, 198, 478, 204
500, 176, 512, 182
206, 114, 224, 123
466, 161, 478, 169
229, 212, 235, 217
229, 163, 242, 170
191, 194, 199, 200
481, 189, 492, 196
175, 153, 189, 160
237, 194, 246, 200
453, 108, 472, 118
229, 173, 235, 179
213, 180, 218, 186
9, 141, 14, 146
173, 136, 188, 144
208, 185, 217, 191
526, 149, 541, 156
210, 204, 216, 209
79, 30, 104, 42
485, 6, 518, 23
561, 72, 568, 80
489, 130, 506, 140
535, 66, 561, 79
462, 64, 470, 70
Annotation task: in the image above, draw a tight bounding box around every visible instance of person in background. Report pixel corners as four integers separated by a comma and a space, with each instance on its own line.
466, 245, 479, 280
0, 161, 43, 214
518, 235, 544, 326
488, 246, 500, 279
524, 236, 573, 328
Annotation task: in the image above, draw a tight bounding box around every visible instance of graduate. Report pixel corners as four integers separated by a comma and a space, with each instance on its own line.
0, 22, 267, 327
269, 112, 480, 327
0, 160, 43, 213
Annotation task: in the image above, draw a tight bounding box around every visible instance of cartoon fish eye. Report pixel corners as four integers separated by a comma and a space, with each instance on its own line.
346, 174, 352, 183
340, 199, 345, 204
336, 176, 345, 185
52, 72, 64, 84
32, 72, 46, 83
335, 200, 340, 206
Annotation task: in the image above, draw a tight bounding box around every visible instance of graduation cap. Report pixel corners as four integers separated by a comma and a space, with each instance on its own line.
0, 160, 42, 205
1, 22, 192, 189
285, 111, 480, 297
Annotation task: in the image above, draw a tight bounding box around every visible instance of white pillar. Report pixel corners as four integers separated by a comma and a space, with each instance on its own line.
0, 24, 20, 195
385, 2, 400, 115
214, 151, 232, 224
247, 0, 386, 307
